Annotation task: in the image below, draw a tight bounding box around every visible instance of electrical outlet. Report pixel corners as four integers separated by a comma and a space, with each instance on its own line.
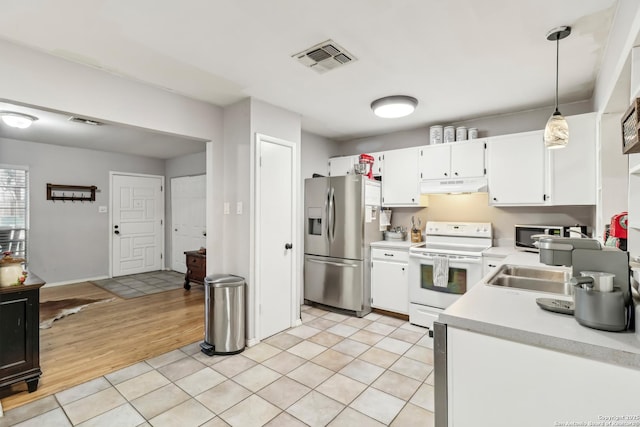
98, 206, 107, 213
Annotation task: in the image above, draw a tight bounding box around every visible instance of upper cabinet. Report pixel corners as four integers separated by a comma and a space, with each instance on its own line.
382, 147, 422, 206
368, 151, 384, 177
328, 155, 358, 176
419, 140, 486, 180
487, 130, 547, 206
545, 113, 597, 205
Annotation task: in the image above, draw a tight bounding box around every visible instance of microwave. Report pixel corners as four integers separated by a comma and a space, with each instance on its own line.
515, 224, 589, 252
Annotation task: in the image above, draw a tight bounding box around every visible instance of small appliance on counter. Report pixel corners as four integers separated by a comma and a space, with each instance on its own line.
515, 224, 588, 252
604, 211, 628, 251
410, 216, 422, 243
383, 227, 407, 241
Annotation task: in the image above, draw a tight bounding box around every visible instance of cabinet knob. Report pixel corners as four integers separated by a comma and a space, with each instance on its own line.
493, 197, 497, 201
454, 172, 458, 176
444, 172, 448, 177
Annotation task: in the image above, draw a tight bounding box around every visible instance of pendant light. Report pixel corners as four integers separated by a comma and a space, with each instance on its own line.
544, 26, 571, 149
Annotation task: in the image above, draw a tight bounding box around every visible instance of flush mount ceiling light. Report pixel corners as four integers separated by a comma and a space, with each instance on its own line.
371, 95, 418, 118
0, 111, 39, 129
543, 26, 571, 149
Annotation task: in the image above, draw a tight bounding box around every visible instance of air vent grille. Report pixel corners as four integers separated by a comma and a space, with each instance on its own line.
293, 39, 357, 74
68, 117, 104, 126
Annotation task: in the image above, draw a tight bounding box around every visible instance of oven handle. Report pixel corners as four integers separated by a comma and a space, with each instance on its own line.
409, 254, 482, 264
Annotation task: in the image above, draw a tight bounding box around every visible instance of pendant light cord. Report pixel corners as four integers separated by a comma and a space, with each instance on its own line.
555, 36, 560, 114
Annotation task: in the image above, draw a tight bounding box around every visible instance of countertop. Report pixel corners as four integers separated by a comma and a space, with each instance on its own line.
439, 251, 640, 369
370, 240, 423, 250
482, 246, 518, 258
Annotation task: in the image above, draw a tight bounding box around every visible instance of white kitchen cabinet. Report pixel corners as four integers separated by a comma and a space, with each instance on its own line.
371, 248, 409, 314
419, 140, 486, 180
368, 151, 384, 177
546, 112, 597, 205
487, 130, 546, 206
381, 147, 422, 206
328, 155, 358, 176
482, 255, 503, 277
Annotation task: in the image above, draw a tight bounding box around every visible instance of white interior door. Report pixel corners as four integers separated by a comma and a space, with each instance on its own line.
257, 135, 296, 339
111, 173, 164, 277
171, 175, 206, 273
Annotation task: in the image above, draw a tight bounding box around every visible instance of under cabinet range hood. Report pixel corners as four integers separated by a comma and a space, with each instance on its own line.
419, 177, 488, 194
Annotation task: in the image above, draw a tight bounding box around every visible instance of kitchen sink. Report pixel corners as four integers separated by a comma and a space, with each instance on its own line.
487, 264, 571, 295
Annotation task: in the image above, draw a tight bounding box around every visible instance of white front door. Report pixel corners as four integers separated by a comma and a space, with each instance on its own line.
257, 134, 296, 339
171, 175, 206, 273
111, 173, 164, 277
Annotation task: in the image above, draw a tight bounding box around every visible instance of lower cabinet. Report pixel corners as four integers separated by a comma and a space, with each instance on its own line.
371, 247, 409, 314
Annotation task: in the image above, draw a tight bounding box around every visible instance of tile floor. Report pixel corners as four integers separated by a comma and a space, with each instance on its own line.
91, 271, 186, 299
0, 306, 434, 426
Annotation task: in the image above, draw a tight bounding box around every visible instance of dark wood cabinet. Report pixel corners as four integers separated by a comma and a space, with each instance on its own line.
183, 251, 206, 290
0, 274, 45, 393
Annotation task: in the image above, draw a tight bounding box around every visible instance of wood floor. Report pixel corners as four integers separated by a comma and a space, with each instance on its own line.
0, 281, 205, 411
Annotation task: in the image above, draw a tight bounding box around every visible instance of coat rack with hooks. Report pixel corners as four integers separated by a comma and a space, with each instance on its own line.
46, 183, 97, 202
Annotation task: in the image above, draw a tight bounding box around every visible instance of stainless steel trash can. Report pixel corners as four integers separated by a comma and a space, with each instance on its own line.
200, 274, 245, 356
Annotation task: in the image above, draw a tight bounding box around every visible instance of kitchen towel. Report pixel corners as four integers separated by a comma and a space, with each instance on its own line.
379, 209, 392, 231
433, 255, 449, 288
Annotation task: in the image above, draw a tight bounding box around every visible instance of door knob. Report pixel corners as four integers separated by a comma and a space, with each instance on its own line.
114, 230, 120, 235
285, 243, 293, 250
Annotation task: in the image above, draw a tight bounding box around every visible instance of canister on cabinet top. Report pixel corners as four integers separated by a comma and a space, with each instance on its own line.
456, 127, 467, 141
468, 128, 478, 139
444, 126, 455, 143
430, 125, 443, 144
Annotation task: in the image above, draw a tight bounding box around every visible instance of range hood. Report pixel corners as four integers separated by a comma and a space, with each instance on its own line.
420, 177, 488, 194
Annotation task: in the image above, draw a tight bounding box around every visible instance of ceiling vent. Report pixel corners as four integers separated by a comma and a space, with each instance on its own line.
293, 40, 357, 74
68, 116, 104, 126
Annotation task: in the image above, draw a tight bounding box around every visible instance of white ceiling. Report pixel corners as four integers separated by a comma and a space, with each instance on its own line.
0, 0, 619, 155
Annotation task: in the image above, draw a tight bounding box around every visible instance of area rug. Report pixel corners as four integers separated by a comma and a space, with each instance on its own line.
90, 271, 186, 299
39, 297, 114, 329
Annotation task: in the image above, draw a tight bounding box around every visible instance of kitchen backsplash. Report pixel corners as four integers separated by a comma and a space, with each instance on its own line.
388, 193, 595, 247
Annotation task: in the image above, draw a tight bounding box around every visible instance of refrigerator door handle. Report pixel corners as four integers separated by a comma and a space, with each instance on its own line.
307, 258, 359, 268
325, 187, 331, 242
328, 186, 336, 242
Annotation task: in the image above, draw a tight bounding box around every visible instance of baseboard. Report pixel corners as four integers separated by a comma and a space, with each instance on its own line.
44, 275, 109, 288
292, 318, 302, 327
246, 338, 260, 348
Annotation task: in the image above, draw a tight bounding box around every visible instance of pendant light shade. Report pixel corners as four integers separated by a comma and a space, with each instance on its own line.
371, 95, 418, 118
544, 26, 571, 149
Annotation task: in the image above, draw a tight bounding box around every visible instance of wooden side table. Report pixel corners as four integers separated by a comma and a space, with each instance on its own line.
0, 273, 45, 393
184, 251, 206, 290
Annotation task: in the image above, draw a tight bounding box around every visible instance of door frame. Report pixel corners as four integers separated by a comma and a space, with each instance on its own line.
252, 133, 300, 342
109, 171, 165, 278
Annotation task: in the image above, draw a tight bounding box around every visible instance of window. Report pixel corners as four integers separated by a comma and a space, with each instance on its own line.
0, 166, 28, 259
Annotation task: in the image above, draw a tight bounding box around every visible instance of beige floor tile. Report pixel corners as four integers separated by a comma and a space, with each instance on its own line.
286, 361, 334, 388
265, 333, 304, 350
301, 311, 317, 323
232, 364, 281, 392
287, 324, 321, 339
76, 403, 145, 427
371, 370, 421, 400
374, 336, 413, 355
286, 340, 326, 360
262, 351, 307, 375
358, 347, 401, 369
389, 328, 424, 344
349, 329, 385, 346
286, 391, 345, 427
219, 394, 280, 427
175, 367, 227, 396
263, 411, 307, 426
363, 312, 382, 321
115, 370, 170, 401
242, 342, 282, 363
305, 307, 330, 317
148, 399, 214, 427
322, 312, 350, 322
0, 395, 59, 426
342, 316, 372, 329
364, 322, 397, 336
326, 323, 359, 337
308, 331, 344, 347
196, 380, 252, 414
105, 362, 153, 386
53, 377, 111, 406
257, 376, 311, 409
316, 373, 367, 405
63, 387, 127, 425
389, 356, 433, 381
200, 417, 230, 427
338, 359, 385, 385
146, 349, 187, 369
130, 383, 190, 419
410, 383, 435, 412
391, 402, 434, 427
311, 349, 354, 372
425, 370, 434, 386
349, 387, 405, 425
376, 316, 406, 327
180, 341, 203, 356
192, 351, 227, 366
415, 334, 434, 349
211, 354, 257, 377
300, 304, 313, 312
331, 338, 370, 358
328, 407, 385, 427
12, 408, 71, 427
304, 317, 338, 331
404, 344, 434, 364
399, 322, 429, 334
157, 356, 207, 382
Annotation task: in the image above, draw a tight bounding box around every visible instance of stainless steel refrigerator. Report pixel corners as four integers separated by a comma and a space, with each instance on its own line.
304, 175, 381, 317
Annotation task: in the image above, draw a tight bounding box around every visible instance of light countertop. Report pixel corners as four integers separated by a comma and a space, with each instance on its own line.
439, 251, 640, 369
370, 240, 423, 250
482, 246, 518, 258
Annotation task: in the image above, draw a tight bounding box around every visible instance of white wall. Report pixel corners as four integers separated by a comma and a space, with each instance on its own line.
301, 131, 337, 179
0, 137, 165, 284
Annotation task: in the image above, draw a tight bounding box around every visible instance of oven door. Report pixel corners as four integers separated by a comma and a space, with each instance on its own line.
409, 252, 482, 309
